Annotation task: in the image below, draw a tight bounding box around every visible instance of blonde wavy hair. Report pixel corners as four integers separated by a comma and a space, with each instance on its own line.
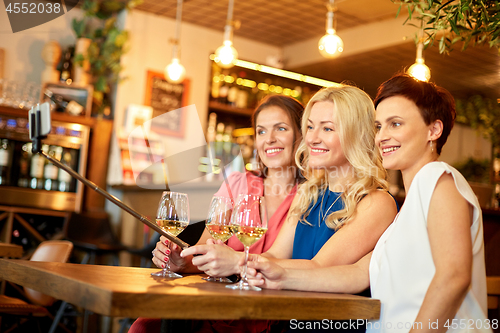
291, 85, 388, 230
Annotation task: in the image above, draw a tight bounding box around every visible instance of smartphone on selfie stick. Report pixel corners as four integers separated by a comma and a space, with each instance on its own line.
28, 102, 190, 250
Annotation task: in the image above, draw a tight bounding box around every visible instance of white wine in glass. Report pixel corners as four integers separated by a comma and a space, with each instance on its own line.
203, 196, 234, 282
226, 194, 268, 291
151, 191, 189, 278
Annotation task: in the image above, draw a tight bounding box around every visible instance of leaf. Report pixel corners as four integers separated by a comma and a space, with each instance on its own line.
72, 19, 86, 39
95, 76, 107, 92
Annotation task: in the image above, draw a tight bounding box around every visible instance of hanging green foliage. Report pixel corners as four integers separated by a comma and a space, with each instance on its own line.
456, 95, 500, 147
394, 0, 500, 53
72, 0, 142, 116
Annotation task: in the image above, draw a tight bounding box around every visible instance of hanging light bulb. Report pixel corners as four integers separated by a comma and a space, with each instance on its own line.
214, 0, 238, 68
165, 57, 186, 84
318, 0, 343, 59
165, 0, 186, 84
408, 42, 431, 82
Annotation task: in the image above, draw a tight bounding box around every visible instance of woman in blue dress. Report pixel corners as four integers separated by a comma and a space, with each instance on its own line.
241, 84, 398, 273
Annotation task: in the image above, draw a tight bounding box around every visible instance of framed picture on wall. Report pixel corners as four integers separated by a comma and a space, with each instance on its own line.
41, 83, 93, 118
143, 70, 190, 137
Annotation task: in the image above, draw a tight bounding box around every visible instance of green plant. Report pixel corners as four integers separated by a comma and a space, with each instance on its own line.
456, 95, 500, 147
394, 0, 500, 54
72, 0, 142, 116
454, 157, 491, 183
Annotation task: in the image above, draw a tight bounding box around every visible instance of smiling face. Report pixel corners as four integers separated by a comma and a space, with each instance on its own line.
375, 95, 434, 175
255, 106, 296, 170
305, 101, 350, 173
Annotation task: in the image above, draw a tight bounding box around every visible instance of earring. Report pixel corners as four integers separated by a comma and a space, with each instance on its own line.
430, 141, 434, 153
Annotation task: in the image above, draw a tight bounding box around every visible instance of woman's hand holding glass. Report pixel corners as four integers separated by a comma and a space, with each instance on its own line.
151, 191, 189, 278
226, 194, 268, 291
152, 236, 188, 272
245, 255, 286, 290
202, 196, 234, 282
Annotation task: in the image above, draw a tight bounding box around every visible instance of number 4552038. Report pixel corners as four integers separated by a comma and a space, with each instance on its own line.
444, 319, 498, 330
5, 2, 61, 14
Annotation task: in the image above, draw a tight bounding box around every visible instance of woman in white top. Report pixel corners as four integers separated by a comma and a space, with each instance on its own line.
246, 73, 490, 333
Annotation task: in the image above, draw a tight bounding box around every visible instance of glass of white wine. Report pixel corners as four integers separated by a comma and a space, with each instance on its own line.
203, 196, 234, 283
151, 191, 190, 278
226, 194, 268, 291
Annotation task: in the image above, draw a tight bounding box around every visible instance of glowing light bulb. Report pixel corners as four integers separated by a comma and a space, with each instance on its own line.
408, 58, 431, 82
165, 58, 186, 84
318, 30, 344, 59
214, 40, 238, 68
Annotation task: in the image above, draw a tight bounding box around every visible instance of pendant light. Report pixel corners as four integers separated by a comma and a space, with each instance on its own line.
214, 0, 238, 68
165, 0, 186, 84
407, 24, 431, 82
318, 0, 343, 59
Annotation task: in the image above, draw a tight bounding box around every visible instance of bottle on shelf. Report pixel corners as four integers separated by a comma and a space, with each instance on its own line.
59, 46, 74, 85
30, 144, 47, 189
205, 113, 218, 182
218, 80, 229, 105
44, 145, 63, 191
58, 148, 75, 192
17, 142, 32, 188
222, 125, 233, 166
0, 138, 12, 186
226, 74, 238, 107
44, 89, 84, 116
214, 122, 225, 162
494, 184, 500, 210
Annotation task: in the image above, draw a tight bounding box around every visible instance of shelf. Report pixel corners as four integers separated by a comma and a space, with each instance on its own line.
111, 179, 223, 192
0, 105, 104, 127
208, 101, 254, 117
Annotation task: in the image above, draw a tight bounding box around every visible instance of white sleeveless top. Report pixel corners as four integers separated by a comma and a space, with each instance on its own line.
368, 162, 490, 333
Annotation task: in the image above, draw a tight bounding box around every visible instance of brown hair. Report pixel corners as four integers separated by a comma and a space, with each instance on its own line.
374, 73, 456, 155
251, 95, 304, 177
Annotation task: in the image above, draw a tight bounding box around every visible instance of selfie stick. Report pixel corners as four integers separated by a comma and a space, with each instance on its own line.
29, 103, 190, 250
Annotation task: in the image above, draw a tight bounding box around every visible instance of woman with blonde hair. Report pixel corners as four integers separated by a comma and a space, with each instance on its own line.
184, 84, 397, 279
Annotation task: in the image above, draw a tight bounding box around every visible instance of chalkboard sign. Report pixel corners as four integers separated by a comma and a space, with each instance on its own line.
144, 70, 190, 137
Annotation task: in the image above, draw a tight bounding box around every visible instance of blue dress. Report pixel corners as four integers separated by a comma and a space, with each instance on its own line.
292, 189, 343, 259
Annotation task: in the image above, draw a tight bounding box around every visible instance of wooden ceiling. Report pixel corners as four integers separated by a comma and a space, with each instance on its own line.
135, 0, 500, 101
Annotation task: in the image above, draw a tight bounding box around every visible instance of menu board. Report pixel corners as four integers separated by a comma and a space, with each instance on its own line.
144, 70, 189, 137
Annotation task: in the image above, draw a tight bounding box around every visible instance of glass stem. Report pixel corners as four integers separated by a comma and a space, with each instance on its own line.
242, 245, 249, 281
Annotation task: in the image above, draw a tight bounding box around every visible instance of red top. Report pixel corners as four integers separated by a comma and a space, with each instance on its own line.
215, 171, 297, 254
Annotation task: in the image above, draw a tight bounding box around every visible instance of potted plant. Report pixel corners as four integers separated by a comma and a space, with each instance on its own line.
72, 0, 142, 117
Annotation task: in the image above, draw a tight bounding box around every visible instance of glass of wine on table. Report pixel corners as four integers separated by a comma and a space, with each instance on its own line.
151, 191, 190, 278
226, 194, 268, 291
203, 196, 234, 282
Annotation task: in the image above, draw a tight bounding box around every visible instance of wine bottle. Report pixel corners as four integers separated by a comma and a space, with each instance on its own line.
58, 148, 74, 192
30, 144, 47, 189
59, 47, 74, 85
44, 145, 62, 191
17, 142, 32, 188
218, 81, 229, 105
44, 89, 84, 116
0, 139, 11, 186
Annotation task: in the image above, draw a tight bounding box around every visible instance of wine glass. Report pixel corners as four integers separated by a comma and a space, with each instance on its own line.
203, 196, 234, 283
151, 191, 190, 278
226, 194, 268, 291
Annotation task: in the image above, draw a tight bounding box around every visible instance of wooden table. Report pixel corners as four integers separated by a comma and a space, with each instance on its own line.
0, 259, 380, 321
0, 243, 23, 258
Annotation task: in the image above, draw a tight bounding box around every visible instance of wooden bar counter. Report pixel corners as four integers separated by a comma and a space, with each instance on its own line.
0, 259, 380, 321
0, 243, 22, 258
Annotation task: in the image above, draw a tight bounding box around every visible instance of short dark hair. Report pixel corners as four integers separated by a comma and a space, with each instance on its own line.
374, 73, 456, 155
